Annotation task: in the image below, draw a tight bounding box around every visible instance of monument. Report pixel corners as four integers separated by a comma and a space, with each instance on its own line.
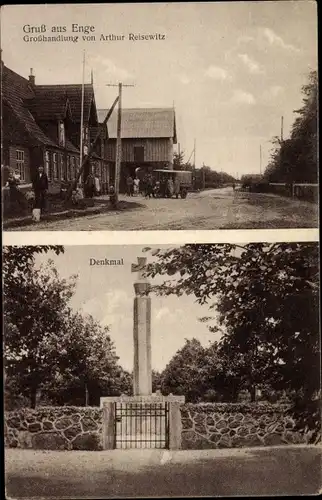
100, 255, 185, 450
131, 256, 152, 396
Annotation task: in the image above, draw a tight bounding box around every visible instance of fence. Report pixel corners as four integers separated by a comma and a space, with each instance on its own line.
267, 183, 318, 203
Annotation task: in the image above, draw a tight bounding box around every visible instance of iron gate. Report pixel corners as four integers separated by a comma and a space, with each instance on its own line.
114, 402, 169, 449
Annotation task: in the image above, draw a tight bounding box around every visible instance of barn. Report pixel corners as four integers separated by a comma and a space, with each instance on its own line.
98, 107, 177, 193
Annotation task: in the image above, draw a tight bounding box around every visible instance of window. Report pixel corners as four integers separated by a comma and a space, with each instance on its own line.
58, 121, 65, 147
71, 156, 76, 180
53, 153, 59, 180
45, 151, 51, 179
16, 150, 25, 181
59, 154, 64, 180
67, 156, 71, 181
134, 146, 144, 163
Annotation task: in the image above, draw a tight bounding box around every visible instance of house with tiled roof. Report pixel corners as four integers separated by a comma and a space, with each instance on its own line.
97, 107, 177, 192
2, 62, 109, 193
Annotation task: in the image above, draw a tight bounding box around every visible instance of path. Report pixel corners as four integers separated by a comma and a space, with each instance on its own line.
5, 445, 321, 498
6, 188, 318, 231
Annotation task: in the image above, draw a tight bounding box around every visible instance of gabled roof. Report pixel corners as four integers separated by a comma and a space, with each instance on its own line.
25, 89, 72, 122
2, 65, 57, 147
36, 84, 96, 123
97, 108, 177, 142
2, 64, 93, 152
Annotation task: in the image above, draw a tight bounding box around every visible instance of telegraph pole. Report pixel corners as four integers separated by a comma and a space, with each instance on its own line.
260, 144, 262, 175
79, 50, 85, 186
106, 82, 134, 204
202, 161, 206, 190
281, 115, 284, 142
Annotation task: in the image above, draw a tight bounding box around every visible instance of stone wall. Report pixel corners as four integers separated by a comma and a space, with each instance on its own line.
5, 403, 315, 451
5, 407, 103, 450
181, 403, 313, 449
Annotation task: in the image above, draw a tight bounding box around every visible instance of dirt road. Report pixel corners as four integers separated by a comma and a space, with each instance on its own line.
5, 445, 321, 498
6, 188, 318, 231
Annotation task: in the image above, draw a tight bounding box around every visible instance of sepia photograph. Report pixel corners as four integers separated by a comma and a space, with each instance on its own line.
1, 1, 318, 231
3, 242, 321, 497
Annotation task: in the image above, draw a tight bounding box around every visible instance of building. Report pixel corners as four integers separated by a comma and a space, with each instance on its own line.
2, 62, 109, 193
98, 107, 177, 192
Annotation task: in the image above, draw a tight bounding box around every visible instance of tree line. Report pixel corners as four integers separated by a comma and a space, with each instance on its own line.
173, 151, 236, 188
264, 70, 317, 184
3, 246, 132, 409
144, 243, 320, 438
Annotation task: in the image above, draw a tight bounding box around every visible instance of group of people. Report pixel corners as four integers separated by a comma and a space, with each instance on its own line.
4, 163, 104, 221
125, 175, 140, 197
4, 165, 49, 215
125, 173, 181, 199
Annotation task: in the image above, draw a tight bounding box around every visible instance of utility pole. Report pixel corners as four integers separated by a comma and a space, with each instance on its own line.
106, 82, 134, 204
66, 95, 119, 200
280, 115, 285, 186
202, 161, 206, 190
193, 139, 196, 169
260, 144, 262, 175
281, 115, 284, 142
79, 50, 85, 186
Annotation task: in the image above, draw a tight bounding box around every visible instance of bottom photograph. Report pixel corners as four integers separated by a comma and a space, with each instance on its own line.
4, 242, 321, 498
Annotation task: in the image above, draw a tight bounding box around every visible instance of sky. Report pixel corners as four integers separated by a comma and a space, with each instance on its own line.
35, 245, 220, 372
1, 2, 317, 176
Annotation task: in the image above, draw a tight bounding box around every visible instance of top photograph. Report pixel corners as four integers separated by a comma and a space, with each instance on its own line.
1, 2, 318, 232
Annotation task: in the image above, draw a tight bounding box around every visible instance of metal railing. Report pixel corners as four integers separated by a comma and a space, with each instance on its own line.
114, 402, 169, 449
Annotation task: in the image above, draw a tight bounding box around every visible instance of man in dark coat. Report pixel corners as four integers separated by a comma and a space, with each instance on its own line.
32, 165, 49, 211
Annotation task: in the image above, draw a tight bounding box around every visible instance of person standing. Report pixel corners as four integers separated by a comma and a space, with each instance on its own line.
32, 165, 48, 212
85, 172, 95, 198
174, 176, 181, 199
6, 170, 26, 213
167, 177, 174, 198
94, 174, 101, 196
133, 177, 140, 196
145, 175, 153, 198
126, 175, 134, 196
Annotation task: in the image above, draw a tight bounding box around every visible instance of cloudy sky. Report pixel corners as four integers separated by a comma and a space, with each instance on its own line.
2, 2, 317, 176
35, 245, 219, 372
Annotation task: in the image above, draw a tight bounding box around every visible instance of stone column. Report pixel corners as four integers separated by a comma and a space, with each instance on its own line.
102, 402, 115, 450
132, 257, 152, 396
168, 401, 183, 450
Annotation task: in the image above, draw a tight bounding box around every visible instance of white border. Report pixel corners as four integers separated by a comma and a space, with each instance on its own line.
3, 229, 319, 246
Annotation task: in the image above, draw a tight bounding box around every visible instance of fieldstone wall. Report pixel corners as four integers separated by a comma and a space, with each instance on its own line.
5, 407, 103, 450
5, 403, 315, 451
181, 403, 313, 449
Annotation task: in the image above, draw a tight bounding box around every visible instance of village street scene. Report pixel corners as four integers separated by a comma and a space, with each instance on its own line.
4, 243, 321, 497
1, 2, 318, 231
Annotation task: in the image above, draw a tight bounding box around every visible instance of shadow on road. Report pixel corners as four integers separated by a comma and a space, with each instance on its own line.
6, 447, 321, 498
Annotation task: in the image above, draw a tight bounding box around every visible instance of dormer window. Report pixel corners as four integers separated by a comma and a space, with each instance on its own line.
58, 121, 65, 147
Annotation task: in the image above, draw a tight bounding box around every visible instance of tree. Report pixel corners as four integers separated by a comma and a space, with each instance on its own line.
4, 257, 76, 408
160, 339, 207, 402
143, 244, 319, 406
264, 70, 318, 183
3, 245, 131, 408
173, 150, 194, 171
43, 312, 131, 406
152, 369, 163, 392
